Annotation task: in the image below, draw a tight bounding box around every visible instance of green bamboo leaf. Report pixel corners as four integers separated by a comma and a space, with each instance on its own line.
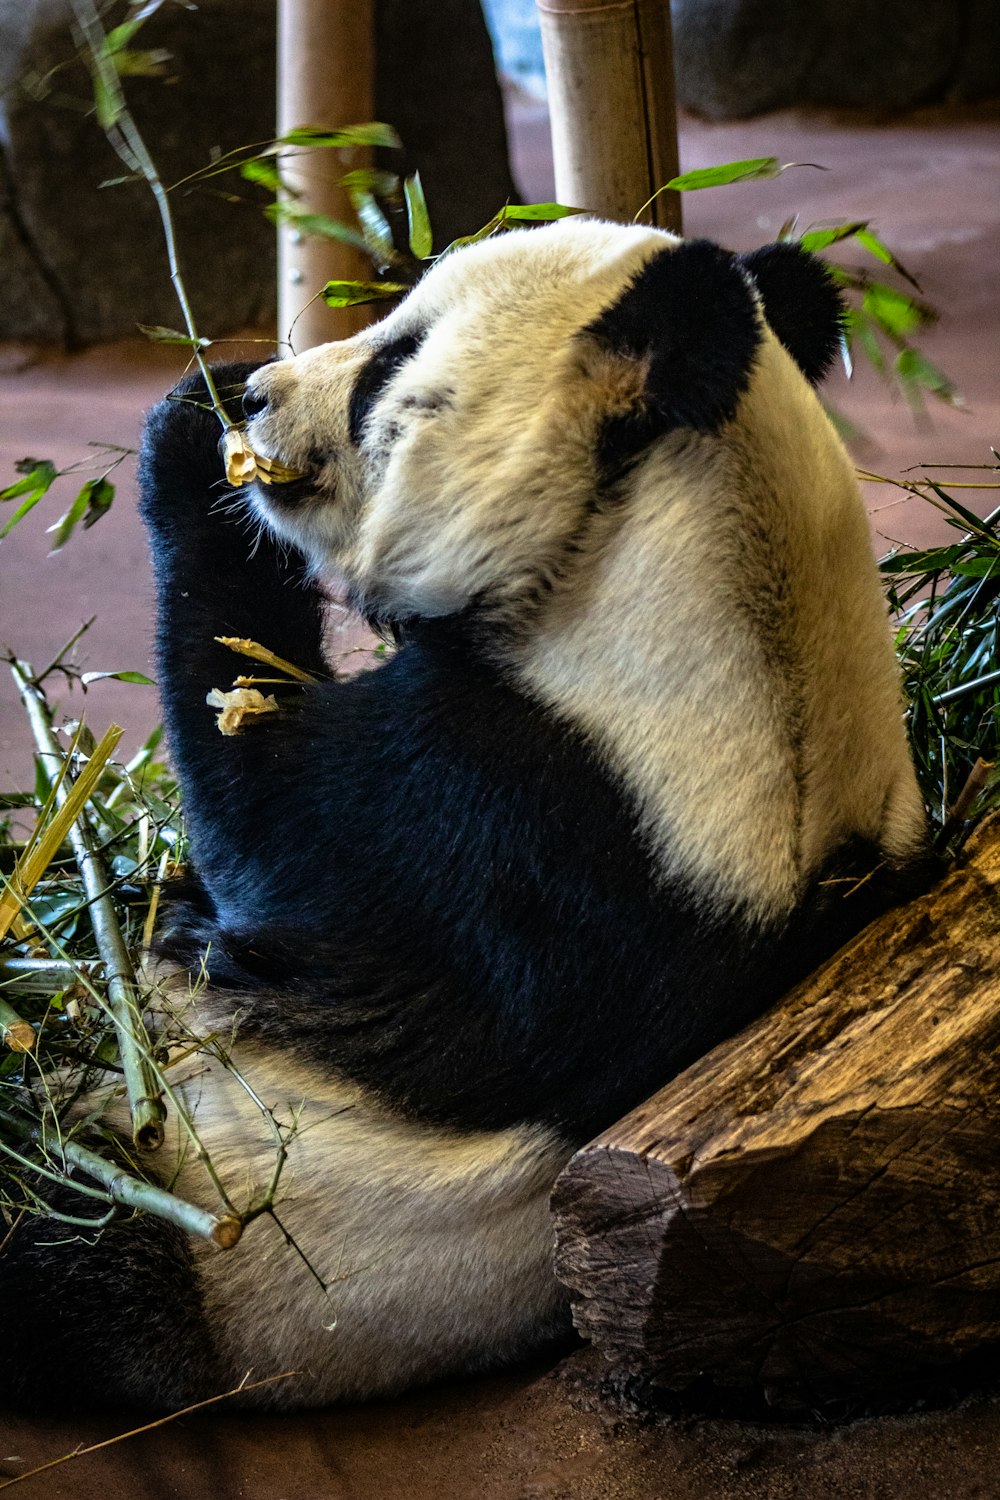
81, 475, 115, 531
1, 459, 57, 503
854, 228, 922, 291
80, 670, 156, 686
106, 0, 166, 51
879, 544, 970, 575
264, 203, 370, 253
949, 557, 1000, 578
91, 53, 126, 130
106, 19, 144, 51
341, 168, 400, 197
404, 172, 433, 259
863, 283, 932, 339
665, 157, 783, 192
321, 280, 409, 308
47, 486, 91, 553
501, 202, 582, 221
240, 158, 288, 193
894, 348, 963, 407
280, 122, 401, 151
799, 221, 868, 253
0, 489, 47, 538
111, 47, 171, 79
437, 213, 504, 258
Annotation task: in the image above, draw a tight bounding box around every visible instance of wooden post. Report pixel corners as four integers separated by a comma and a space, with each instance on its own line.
553, 817, 1000, 1409
277, 0, 376, 350
537, 0, 681, 231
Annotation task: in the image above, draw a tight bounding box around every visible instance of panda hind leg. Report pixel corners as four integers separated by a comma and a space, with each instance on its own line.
0, 1181, 219, 1412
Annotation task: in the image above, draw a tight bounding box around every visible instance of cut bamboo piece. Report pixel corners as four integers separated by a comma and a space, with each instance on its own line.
277, 0, 376, 350
553, 817, 1000, 1408
537, 0, 681, 231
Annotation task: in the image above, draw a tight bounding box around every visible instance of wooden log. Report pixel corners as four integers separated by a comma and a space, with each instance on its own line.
277, 0, 376, 349
537, 0, 681, 232
553, 817, 1000, 1409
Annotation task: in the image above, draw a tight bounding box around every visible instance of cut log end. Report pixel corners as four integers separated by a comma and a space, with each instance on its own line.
553, 817, 1000, 1409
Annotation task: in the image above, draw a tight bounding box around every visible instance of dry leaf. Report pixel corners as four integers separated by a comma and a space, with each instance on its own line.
206, 686, 281, 735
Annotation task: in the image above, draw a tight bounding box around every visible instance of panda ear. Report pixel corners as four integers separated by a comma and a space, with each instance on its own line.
582, 239, 761, 473
738, 242, 845, 385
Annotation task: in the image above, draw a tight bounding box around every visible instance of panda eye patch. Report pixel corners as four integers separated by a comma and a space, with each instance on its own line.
348, 333, 423, 446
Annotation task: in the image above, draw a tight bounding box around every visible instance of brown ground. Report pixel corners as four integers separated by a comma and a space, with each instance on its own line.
1, 94, 1000, 1499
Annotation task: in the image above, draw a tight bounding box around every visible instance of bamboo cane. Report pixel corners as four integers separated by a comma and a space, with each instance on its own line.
1, 1117, 241, 1248
11, 663, 167, 1151
537, 0, 681, 232
277, 0, 376, 350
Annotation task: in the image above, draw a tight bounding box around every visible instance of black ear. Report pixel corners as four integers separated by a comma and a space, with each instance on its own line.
738, 242, 844, 385
583, 239, 761, 475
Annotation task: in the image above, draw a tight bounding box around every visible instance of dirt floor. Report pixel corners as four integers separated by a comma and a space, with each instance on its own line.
2, 93, 1000, 1499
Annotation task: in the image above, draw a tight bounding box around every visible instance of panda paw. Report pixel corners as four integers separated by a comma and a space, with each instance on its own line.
138, 361, 266, 529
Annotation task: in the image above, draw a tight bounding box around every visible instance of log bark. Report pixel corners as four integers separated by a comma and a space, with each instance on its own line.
553, 816, 1000, 1409
537, 0, 681, 231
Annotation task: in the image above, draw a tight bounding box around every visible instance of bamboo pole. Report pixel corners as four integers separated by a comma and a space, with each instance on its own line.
277, 0, 376, 350
11, 663, 167, 1151
1, 1117, 242, 1249
537, 0, 681, 232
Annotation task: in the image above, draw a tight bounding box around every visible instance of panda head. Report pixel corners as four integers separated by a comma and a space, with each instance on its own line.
243, 219, 843, 628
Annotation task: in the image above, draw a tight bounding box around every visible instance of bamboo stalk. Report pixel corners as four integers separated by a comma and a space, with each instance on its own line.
0, 998, 34, 1054
537, 0, 681, 231
70, 0, 231, 430
2, 1117, 241, 1249
11, 662, 167, 1151
0, 721, 122, 943
0, 956, 101, 993
277, 0, 376, 349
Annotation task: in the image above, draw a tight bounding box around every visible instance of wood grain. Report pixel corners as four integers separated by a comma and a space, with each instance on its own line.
553, 817, 1000, 1407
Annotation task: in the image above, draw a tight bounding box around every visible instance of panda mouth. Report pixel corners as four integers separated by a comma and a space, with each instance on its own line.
222, 429, 316, 497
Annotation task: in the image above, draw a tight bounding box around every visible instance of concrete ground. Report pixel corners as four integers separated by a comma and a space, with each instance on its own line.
1, 92, 1000, 1499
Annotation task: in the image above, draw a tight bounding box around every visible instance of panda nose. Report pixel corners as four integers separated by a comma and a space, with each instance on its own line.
242, 386, 269, 420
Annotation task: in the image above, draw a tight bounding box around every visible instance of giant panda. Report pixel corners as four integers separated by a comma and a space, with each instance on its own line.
3, 219, 928, 1412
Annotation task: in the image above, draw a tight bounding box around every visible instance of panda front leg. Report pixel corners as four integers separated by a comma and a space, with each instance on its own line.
138, 366, 333, 932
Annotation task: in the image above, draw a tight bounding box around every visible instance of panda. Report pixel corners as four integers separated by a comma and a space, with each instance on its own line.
3, 219, 928, 1412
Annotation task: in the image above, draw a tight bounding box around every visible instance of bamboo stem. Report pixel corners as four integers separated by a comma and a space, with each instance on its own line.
2, 1117, 241, 1248
11, 662, 167, 1151
0, 998, 34, 1054
537, 0, 681, 230
277, 0, 376, 349
0, 956, 101, 992
70, 0, 231, 429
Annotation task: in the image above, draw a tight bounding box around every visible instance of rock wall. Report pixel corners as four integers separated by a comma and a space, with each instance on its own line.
670, 0, 1000, 119
0, 0, 515, 344
484, 0, 1000, 117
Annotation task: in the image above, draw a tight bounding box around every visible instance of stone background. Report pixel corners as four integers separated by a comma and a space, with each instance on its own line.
0, 0, 514, 343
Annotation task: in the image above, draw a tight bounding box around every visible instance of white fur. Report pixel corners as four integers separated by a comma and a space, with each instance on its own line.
246, 218, 925, 923
127, 989, 570, 1409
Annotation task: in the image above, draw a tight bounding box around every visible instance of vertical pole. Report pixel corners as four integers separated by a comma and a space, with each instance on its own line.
277, 0, 376, 351
537, 0, 681, 233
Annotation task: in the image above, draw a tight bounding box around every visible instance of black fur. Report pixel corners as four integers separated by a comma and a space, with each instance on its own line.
0, 1178, 217, 1410
140, 369, 912, 1143
584, 239, 761, 478
348, 332, 423, 445
739, 242, 845, 385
